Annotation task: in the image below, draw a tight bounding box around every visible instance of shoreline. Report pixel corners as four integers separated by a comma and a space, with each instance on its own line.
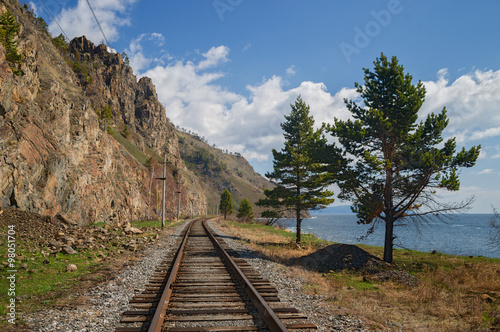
276, 213, 500, 259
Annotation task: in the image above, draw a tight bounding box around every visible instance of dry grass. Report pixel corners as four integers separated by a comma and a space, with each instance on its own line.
215, 219, 500, 331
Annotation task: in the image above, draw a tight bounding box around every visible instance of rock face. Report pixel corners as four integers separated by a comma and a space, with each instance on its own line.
0, 1, 206, 224
67, 36, 181, 167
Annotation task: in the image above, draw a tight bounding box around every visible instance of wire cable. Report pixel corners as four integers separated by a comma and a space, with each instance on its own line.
39, 0, 70, 42
84, 0, 110, 48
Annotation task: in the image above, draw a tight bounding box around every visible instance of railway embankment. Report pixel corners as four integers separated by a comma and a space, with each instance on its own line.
2, 213, 499, 331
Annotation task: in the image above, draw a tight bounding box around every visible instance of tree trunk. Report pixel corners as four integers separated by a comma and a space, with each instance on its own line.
296, 207, 302, 244
383, 217, 394, 263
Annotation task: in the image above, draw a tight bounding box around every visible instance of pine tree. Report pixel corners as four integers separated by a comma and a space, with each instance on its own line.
259, 96, 335, 244
219, 189, 233, 220
237, 198, 254, 219
327, 54, 481, 263
0, 9, 22, 75
52, 33, 69, 51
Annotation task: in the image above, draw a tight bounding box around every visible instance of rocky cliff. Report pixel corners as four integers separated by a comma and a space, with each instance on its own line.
0, 0, 206, 224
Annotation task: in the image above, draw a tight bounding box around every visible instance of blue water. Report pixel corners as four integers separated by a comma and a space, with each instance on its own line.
279, 214, 499, 258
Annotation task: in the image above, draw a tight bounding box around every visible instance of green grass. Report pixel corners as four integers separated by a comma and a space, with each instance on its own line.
327, 271, 380, 291
0, 219, 177, 324
108, 127, 149, 166
0, 242, 104, 317
131, 219, 176, 228
356, 243, 500, 274
145, 146, 162, 162
227, 221, 332, 247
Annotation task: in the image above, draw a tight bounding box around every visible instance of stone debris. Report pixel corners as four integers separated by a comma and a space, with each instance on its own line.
66, 264, 77, 272
23, 222, 185, 331
297, 243, 386, 272
62, 246, 78, 255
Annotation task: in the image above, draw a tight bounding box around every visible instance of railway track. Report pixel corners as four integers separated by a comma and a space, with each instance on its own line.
115, 218, 317, 332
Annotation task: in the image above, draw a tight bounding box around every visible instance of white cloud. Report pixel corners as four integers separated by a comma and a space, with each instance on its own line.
28, 2, 39, 16
421, 69, 500, 143
437, 185, 500, 213
140, 48, 500, 187
470, 126, 500, 141
126, 33, 168, 74
286, 65, 296, 76
242, 43, 251, 52
141, 47, 355, 162
477, 169, 495, 175
150, 33, 164, 46
197, 46, 230, 70
138, 51, 500, 211
48, 0, 138, 44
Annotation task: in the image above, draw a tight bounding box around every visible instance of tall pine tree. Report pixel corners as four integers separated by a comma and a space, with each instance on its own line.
327, 54, 481, 263
259, 96, 335, 244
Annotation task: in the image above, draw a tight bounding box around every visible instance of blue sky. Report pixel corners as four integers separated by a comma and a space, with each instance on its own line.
28, 0, 500, 213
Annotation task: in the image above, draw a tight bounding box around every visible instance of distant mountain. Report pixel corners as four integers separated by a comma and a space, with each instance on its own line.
177, 131, 275, 215
310, 205, 354, 214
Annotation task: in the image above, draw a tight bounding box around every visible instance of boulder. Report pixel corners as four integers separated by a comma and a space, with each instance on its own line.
62, 246, 78, 255
64, 237, 76, 245
49, 240, 63, 248
66, 264, 77, 272
124, 226, 143, 234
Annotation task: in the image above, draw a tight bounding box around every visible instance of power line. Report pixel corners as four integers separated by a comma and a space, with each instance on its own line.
84, 0, 110, 48
39, 0, 70, 42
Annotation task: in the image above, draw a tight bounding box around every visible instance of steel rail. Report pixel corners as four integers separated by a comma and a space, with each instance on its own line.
203, 220, 289, 332
148, 220, 195, 332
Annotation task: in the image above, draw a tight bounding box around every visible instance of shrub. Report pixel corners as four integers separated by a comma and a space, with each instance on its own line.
52, 33, 68, 51
237, 198, 254, 219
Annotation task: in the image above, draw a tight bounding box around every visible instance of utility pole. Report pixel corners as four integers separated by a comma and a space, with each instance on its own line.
173, 170, 181, 220
156, 155, 167, 228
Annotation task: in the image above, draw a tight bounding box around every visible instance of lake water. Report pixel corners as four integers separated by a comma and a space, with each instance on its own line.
279, 213, 499, 258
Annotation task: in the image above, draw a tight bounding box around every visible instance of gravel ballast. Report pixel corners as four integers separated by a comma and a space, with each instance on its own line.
208, 221, 371, 332
23, 222, 186, 331
22, 220, 371, 331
